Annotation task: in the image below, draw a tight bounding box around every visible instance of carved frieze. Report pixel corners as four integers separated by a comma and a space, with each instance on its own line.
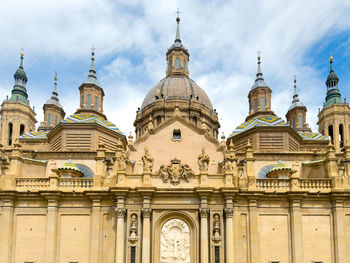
157, 158, 194, 185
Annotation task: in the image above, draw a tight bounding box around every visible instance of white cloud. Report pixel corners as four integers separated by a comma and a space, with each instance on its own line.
0, 0, 350, 137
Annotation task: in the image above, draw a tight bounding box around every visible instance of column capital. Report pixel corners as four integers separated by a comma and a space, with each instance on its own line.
141, 208, 152, 218
224, 208, 234, 218
116, 208, 127, 218
199, 208, 210, 218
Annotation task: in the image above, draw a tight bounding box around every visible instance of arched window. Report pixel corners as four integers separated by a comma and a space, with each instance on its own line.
176, 58, 180, 69
20, 124, 25, 136
193, 116, 197, 127
298, 115, 303, 128
157, 116, 161, 126
55, 115, 58, 125
47, 113, 52, 126
81, 95, 84, 106
86, 94, 91, 108
292, 117, 296, 129
328, 125, 334, 145
260, 97, 265, 110
254, 98, 258, 112
339, 124, 344, 149
169, 59, 173, 71
8, 123, 13, 146
95, 96, 99, 111
183, 60, 186, 72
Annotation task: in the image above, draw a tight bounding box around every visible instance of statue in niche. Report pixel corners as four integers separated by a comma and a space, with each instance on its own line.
158, 158, 194, 185
198, 147, 210, 172
142, 147, 154, 173
160, 218, 190, 263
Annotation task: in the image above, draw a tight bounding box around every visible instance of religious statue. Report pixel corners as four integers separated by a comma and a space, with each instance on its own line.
142, 147, 154, 173
115, 148, 128, 172
197, 147, 210, 172
224, 149, 236, 173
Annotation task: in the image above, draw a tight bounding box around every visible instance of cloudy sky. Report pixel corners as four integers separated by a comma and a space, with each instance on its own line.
0, 0, 350, 137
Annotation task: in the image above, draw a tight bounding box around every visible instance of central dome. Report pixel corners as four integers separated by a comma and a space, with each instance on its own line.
141, 75, 213, 110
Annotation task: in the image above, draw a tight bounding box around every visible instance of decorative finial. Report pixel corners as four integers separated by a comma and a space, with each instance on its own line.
90, 47, 95, 70
20, 48, 24, 67
294, 75, 297, 95
175, 8, 182, 42
329, 55, 334, 72
54, 71, 57, 92
256, 50, 263, 79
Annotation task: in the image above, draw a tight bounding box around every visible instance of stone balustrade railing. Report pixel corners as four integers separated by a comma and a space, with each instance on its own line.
16, 178, 50, 188
256, 178, 290, 189
299, 178, 332, 190
16, 177, 93, 190
256, 178, 332, 191
59, 178, 93, 189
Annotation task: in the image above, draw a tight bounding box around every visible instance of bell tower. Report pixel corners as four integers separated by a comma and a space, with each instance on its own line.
0, 52, 37, 146
285, 77, 311, 133
317, 56, 350, 151
246, 54, 275, 121
75, 49, 106, 119
38, 73, 65, 131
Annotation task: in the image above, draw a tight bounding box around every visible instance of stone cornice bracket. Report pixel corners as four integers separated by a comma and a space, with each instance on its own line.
116, 208, 127, 218
141, 208, 152, 218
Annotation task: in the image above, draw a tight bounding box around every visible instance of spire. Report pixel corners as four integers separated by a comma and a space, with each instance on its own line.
255, 51, 264, 82
44, 72, 63, 109
10, 51, 29, 105
88, 47, 97, 78
175, 9, 181, 43
83, 48, 101, 87
292, 75, 300, 103
325, 56, 342, 107
53, 71, 57, 93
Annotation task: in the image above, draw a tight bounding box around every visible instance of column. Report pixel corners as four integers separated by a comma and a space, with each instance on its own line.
333, 199, 346, 263
45, 197, 59, 263
115, 196, 126, 263
90, 198, 102, 263
199, 208, 209, 263
224, 206, 234, 263
290, 199, 303, 263
0, 196, 14, 262
249, 199, 259, 263
141, 208, 152, 263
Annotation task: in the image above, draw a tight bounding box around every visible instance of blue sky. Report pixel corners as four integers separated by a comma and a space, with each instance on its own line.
0, 0, 350, 137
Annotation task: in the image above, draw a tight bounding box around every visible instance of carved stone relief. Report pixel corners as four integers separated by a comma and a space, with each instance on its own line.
160, 218, 190, 263
157, 158, 194, 185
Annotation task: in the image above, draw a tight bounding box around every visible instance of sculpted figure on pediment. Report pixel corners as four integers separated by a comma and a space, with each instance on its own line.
142, 146, 154, 173
198, 147, 210, 172
158, 158, 194, 185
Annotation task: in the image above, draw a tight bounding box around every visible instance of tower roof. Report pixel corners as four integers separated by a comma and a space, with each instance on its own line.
288, 76, 305, 111
82, 48, 101, 87
251, 53, 269, 90
325, 56, 342, 107
44, 72, 64, 109
9, 52, 29, 105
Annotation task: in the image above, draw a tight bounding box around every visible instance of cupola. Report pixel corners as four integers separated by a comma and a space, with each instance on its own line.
75, 49, 106, 119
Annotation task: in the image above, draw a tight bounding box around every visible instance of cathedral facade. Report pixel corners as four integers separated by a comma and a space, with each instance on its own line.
1, 16, 350, 263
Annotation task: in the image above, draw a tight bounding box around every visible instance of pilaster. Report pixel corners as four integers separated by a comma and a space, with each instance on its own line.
332, 198, 346, 263
115, 196, 126, 263
141, 195, 152, 263
0, 195, 15, 262
44, 195, 59, 263
90, 198, 102, 263
290, 199, 303, 263
248, 199, 259, 263
224, 196, 234, 263
199, 196, 209, 263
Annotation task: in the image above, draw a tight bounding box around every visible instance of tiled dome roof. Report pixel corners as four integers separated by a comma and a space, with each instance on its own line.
141, 75, 213, 110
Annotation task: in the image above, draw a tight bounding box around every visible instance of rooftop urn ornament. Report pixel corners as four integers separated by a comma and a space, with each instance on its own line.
198, 147, 210, 172
142, 146, 154, 173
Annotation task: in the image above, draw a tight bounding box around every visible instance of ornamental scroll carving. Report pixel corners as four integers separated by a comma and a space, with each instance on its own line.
157, 158, 194, 185
160, 219, 190, 263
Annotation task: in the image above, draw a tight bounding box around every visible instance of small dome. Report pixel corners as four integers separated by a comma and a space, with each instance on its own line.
288, 101, 305, 111
141, 75, 213, 110
14, 67, 27, 82
58, 159, 83, 177
251, 79, 269, 90
326, 71, 339, 85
